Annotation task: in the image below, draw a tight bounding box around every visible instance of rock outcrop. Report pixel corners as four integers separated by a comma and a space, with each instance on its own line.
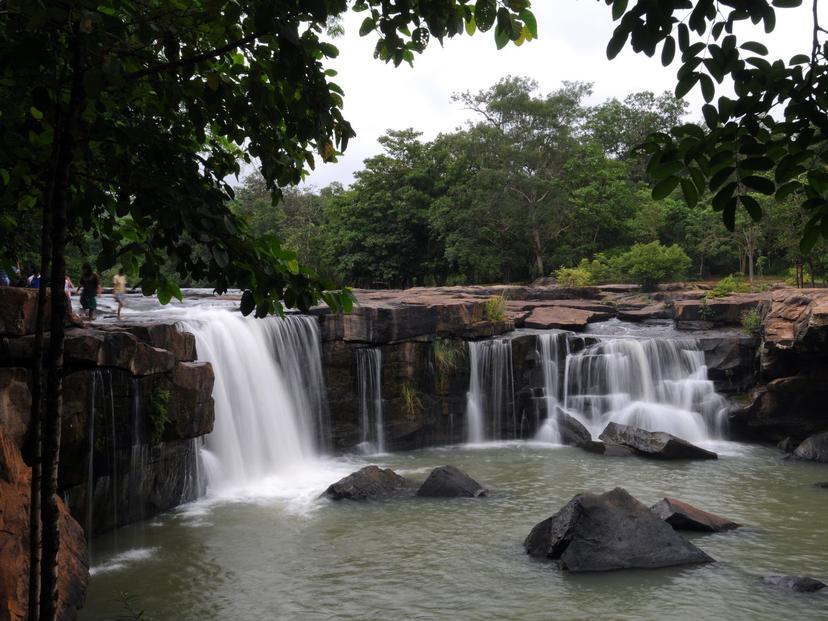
0, 367, 31, 450
793, 431, 828, 463
524, 487, 714, 571
0, 428, 89, 620
599, 422, 718, 460
762, 575, 826, 593
415, 465, 487, 498
322, 466, 411, 501
650, 497, 740, 532
0, 286, 50, 337
552, 407, 592, 447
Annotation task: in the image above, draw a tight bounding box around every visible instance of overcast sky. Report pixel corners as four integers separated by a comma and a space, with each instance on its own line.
295, 1, 818, 189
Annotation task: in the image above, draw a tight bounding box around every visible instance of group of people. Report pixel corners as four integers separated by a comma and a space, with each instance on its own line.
0, 263, 129, 321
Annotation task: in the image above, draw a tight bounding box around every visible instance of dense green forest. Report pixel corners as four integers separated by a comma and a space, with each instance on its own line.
230, 77, 827, 289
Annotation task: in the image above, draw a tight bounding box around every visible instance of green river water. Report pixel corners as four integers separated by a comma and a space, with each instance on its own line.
81, 442, 828, 621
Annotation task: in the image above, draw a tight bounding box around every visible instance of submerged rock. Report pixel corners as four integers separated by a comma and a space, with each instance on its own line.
524, 487, 714, 572
777, 436, 797, 454
762, 575, 826, 593
816, 482, 828, 489
650, 497, 740, 532
416, 465, 487, 498
793, 431, 828, 463
553, 406, 592, 447
599, 422, 718, 460
578, 440, 635, 457
322, 465, 411, 501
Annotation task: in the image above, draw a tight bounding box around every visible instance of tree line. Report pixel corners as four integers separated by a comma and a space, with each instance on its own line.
232, 76, 827, 289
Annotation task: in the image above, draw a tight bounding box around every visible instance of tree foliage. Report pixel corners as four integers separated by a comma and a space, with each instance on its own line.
599, 0, 828, 253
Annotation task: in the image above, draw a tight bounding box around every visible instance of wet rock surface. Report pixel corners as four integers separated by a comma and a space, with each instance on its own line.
553, 406, 592, 447
762, 575, 826, 593
322, 465, 412, 501
578, 440, 636, 457
524, 487, 714, 571
599, 422, 718, 460
651, 497, 740, 532
415, 465, 487, 498
0, 428, 89, 620
793, 431, 828, 463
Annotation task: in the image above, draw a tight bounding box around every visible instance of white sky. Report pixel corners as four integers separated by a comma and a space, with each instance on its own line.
297, 1, 818, 189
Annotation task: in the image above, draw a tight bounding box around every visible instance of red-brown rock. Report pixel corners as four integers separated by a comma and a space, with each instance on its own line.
0, 427, 88, 621
0, 368, 31, 450
524, 306, 612, 331
0, 287, 50, 337
650, 497, 741, 532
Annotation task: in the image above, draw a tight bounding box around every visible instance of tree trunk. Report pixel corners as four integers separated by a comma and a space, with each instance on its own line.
27, 201, 52, 621
531, 228, 544, 277
747, 248, 754, 282
40, 25, 82, 621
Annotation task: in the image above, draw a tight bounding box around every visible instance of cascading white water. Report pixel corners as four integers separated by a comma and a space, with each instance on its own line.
535, 332, 567, 443
355, 348, 384, 454
179, 310, 327, 492
560, 336, 728, 442
466, 339, 515, 443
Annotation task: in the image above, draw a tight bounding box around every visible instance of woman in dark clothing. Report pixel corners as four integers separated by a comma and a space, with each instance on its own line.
77, 263, 101, 320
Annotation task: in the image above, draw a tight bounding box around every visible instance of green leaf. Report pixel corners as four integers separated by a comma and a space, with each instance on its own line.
723, 198, 737, 231
475, 0, 497, 32
465, 14, 476, 35
699, 73, 714, 102
741, 175, 775, 195
606, 29, 628, 59
800, 226, 820, 254
680, 178, 699, 208
494, 24, 510, 49
359, 16, 374, 36
519, 9, 537, 38
240, 290, 255, 316
675, 73, 699, 98
661, 36, 676, 66
652, 176, 680, 200
789, 53, 810, 64
740, 195, 763, 221
612, 0, 628, 21
740, 41, 769, 55
773, 0, 803, 7
775, 181, 802, 200
702, 104, 718, 127
30, 106, 43, 120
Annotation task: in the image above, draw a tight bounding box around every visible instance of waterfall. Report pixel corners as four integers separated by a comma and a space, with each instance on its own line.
466, 339, 515, 443
535, 332, 567, 443
179, 311, 328, 492
355, 348, 384, 454
561, 336, 728, 441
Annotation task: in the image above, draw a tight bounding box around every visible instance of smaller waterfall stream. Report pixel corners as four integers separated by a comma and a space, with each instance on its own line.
557, 336, 728, 442
355, 348, 384, 454
466, 339, 515, 443
535, 332, 567, 443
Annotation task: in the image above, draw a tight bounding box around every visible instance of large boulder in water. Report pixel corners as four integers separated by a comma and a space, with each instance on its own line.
599, 422, 718, 460
762, 575, 826, 593
578, 440, 635, 457
553, 406, 592, 447
793, 431, 828, 463
651, 497, 740, 532
322, 465, 411, 501
416, 465, 487, 498
524, 487, 714, 572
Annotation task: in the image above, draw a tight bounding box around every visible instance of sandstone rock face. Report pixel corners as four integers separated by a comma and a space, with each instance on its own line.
415, 465, 487, 498
0, 427, 89, 621
762, 575, 826, 593
523, 306, 611, 331
650, 497, 740, 532
674, 293, 770, 328
793, 431, 828, 463
322, 465, 411, 501
599, 422, 718, 460
0, 367, 31, 450
0, 286, 49, 336
115, 323, 196, 362
166, 362, 215, 441
524, 487, 714, 571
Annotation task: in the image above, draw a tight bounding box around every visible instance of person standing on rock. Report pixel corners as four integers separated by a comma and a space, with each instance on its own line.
77, 263, 101, 321
112, 267, 127, 320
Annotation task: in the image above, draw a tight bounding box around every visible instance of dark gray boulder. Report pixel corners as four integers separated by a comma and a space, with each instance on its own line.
524, 487, 714, 572
599, 422, 718, 460
777, 436, 797, 454
415, 465, 488, 498
321, 465, 411, 501
578, 440, 635, 457
816, 482, 828, 489
650, 497, 740, 532
762, 575, 826, 593
553, 406, 593, 447
793, 431, 828, 463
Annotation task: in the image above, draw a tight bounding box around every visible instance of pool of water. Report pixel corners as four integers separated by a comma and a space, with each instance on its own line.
81, 443, 828, 620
